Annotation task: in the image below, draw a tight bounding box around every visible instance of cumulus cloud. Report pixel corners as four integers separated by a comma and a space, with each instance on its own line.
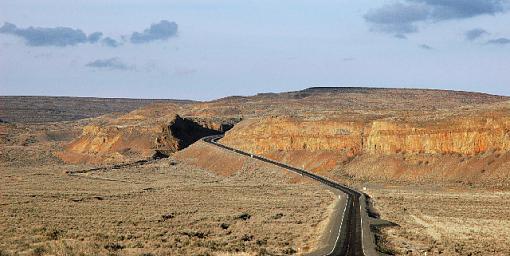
130, 20, 178, 44
419, 44, 434, 50
415, 0, 506, 19
465, 28, 489, 40
85, 58, 132, 70
101, 37, 121, 47
0, 22, 102, 47
394, 34, 409, 39
487, 37, 510, 45
0, 21, 179, 47
365, 0, 507, 37
365, 3, 429, 35
87, 32, 103, 43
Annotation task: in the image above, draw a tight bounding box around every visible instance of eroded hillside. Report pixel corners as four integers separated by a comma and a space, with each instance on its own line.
217, 89, 510, 186
11, 87, 507, 185
57, 104, 225, 164
221, 102, 510, 155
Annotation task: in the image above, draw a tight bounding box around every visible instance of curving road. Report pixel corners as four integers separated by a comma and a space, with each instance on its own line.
203, 135, 373, 256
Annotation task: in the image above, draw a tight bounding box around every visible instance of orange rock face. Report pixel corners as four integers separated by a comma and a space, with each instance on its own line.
366, 116, 510, 155
221, 116, 364, 155
54, 88, 510, 185
58, 107, 221, 164
222, 114, 510, 157
59, 122, 177, 164
220, 106, 510, 185
220, 116, 365, 172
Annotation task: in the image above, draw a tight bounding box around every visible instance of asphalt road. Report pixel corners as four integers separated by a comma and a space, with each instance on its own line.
203, 135, 368, 256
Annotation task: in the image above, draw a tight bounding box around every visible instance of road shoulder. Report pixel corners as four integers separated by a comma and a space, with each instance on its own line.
305, 187, 347, 256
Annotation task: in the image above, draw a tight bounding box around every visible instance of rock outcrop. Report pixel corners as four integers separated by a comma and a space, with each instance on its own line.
366, 116, 510, 155
58, 107, 220, 164
221, 116, 365, 155
52, 88, 510, 185
220, 103, 510, 185
222, 106, 510, 156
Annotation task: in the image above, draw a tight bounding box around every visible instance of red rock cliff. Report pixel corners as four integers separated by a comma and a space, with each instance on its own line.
220, 107, 510, 183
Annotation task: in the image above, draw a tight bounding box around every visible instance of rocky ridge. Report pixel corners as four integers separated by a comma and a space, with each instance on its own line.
57, 104, 223, 164
9, 87, 509, 185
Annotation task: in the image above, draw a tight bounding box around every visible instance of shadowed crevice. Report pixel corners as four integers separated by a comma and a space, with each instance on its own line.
169, 115, 222, 150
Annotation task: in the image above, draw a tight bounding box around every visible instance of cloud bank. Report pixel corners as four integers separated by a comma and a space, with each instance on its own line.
85, 58, 132, 70
101, 37, 121, 47
465, 28, 489, 40
130, 20, 178, 44
365, 0, 507, 37
87, 32, 103, 43
419, 44, 434, 50
487, 37, 510, 45
0, 20, 178, 47
0, 22, 102, 47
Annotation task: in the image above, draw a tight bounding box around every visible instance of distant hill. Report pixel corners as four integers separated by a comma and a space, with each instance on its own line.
0, 96, 194, 123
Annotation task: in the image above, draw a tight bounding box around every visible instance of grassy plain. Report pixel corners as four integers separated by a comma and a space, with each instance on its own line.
0, 157, 334, 255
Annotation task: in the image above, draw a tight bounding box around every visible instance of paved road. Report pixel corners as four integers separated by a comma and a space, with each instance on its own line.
203, 135, 368, 256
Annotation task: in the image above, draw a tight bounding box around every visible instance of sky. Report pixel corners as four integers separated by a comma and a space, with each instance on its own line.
0, 0, 509, 100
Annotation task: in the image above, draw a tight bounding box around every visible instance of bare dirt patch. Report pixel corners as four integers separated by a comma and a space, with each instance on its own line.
367, 186, 510, 255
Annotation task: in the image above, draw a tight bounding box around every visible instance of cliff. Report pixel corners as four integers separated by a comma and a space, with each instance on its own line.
53, 88, 510, 185
221, 116, 365, 155
367, 116, 510, 155
220, 103, 510, 185
58, 105, 221, 164
222, 105, 510, 156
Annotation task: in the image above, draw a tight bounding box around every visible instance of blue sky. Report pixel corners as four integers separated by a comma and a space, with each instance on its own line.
0, 0, 509, 100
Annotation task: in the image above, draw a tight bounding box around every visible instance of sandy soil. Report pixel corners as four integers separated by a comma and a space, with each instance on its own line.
0, 157, 335, 256
367, 186, 510, 255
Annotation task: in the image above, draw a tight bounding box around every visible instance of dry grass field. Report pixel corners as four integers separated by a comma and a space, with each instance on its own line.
367, 186, 510, 255
0, 96, 192, 123
0, 157, 335, 255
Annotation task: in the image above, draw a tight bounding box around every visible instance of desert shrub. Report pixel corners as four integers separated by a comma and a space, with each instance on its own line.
373, 230, 397, 255
255, 239, 267, 246
32, 246, 46, 256
180, 231, 207, 239
258, 248, 270, 255
220, 223, 230, 229
199, 240, 221, 251
272, 213, 284, 219
236, 213, 251, 221
282, 247, 296, 254
241, 234, 254, 242
104, 242, 125, 251
161, 213, 174, 221
46, 228, 65, 240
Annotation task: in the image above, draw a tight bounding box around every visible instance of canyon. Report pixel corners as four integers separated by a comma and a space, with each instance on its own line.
2, 87, 510, 255
220, 108, 510, 186
45, 88, 510, 186
222, 114, 510, 156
